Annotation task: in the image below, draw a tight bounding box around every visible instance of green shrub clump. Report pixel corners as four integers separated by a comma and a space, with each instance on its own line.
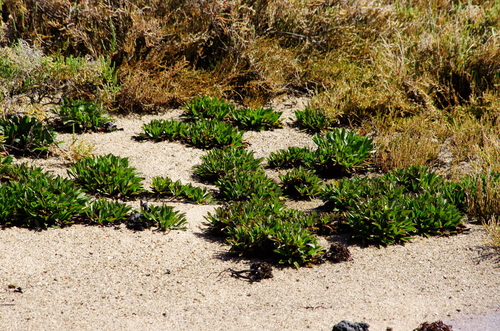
0, 158, 90, 229
151, 176, 214, 204
321, 166, 467, 246
68, 153, 145, 198
51, 97, 112, 133
0, 115, 59, 157
294, 107, 334, 133
194, 147, 264, 183
279, 167, 323, 200
205, 197, 324, 267
268, 128, 373, 176
231, 107, 283, 131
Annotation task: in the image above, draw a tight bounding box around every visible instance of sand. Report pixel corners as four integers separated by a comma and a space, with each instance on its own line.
1, 96, 499, 330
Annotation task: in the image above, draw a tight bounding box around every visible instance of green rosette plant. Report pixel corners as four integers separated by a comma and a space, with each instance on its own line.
68, 153, 145, 198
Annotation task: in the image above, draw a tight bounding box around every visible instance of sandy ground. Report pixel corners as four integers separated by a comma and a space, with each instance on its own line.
1, 96, 500, 331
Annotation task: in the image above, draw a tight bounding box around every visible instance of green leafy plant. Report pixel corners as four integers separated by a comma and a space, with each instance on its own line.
204, 197, 324, 267
321, 166, 467, 246
312, 128, 374, 175
182, 96, 234, 121
84, 199, 132, 225
0, 115, 58, 157
186, 119, 244, 149
279, 167, 323, 200
231, 107, 283, 131
194, 147, 263, 183
294, 107, 334, 133
0, 163, 90, 229
51, 97, 112, 133
215, 169, 282, 201
142, 205, 187, 231
151, 176, 214, 204
68, 154, 145, 198
345, 196, 418, 246
137, 119, 188, 142
267, 146, 315, 169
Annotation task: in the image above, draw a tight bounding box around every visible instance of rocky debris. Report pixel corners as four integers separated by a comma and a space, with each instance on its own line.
324, 243, 352, 263
413, 321, 453, 331
332, 320, 370, 331
229, 262, 273, 282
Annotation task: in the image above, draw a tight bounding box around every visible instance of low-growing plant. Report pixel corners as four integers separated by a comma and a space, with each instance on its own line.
231, 107, 283, 131
322, 166, 467, 246
68, 154, 145, 198
294, 107, 334, 133
279, 167, 323, 200
137, 119, 188, 142
186, 119, 244, 149
0, 163, 90, 229
215, 169, 282, 201
84, 199, 133, 225
0, 114, 58, 157
205, 197, 324, 267
51, 97, 111, 133
151, 176, 214, 204
142, 205, 187, 231
194, 147, 263, 183
346, 196, 418, 246
204, 197, 286, 236
267, 146, 315, 169
182, 96, 234, 121
312, 128, 374, 175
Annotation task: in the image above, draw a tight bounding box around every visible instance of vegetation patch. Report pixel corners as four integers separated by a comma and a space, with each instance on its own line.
67, 154, 145, 198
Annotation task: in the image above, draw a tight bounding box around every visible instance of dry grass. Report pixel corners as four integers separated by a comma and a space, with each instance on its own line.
483, 217, 500, 250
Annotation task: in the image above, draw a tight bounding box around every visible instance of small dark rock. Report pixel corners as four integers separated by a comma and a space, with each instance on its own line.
413, 321, 453, 331
332, 320, 370, 331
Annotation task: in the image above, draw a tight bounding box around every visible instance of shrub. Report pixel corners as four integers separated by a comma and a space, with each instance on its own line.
182, 96, 234, 121
137, 119, 188, 142
142, 205, 187, 231
231, 107, 283, 131
51, 97, 112, 133
186, 119, 244, 149
194, 147, 263, 183
215, 169, 282, 201
0, 115, 58, 157
279, 167, 323, 200
68, 154, 145, 198
267, 146, 315, 169
151, 176, 214, 204
0, 162, 90, 229
312, 128, 374, 175
204, 197, 324, 267
294, 107, 334, 133
321, 166, 467, 246
83, 199, 132, 225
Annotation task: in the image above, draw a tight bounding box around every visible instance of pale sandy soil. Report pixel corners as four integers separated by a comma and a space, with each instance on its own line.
1, 96, 499, 331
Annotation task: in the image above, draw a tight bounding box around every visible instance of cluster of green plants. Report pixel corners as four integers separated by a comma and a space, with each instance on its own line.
138, 96, 283, 148
279, 167, 323, 200
204, 197, 324, 267
0, 156, 90, 228
138, 117, 244, 149
321, 166, 467, 246
50, 97, 112, 133
293, 108, 335, 133
0, 114, 59, 157
268, 128, 374, 176
0, 155, 187, 231
151, 176, 213, 204
67, 154, 145, 198
194, 147, 264, 183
